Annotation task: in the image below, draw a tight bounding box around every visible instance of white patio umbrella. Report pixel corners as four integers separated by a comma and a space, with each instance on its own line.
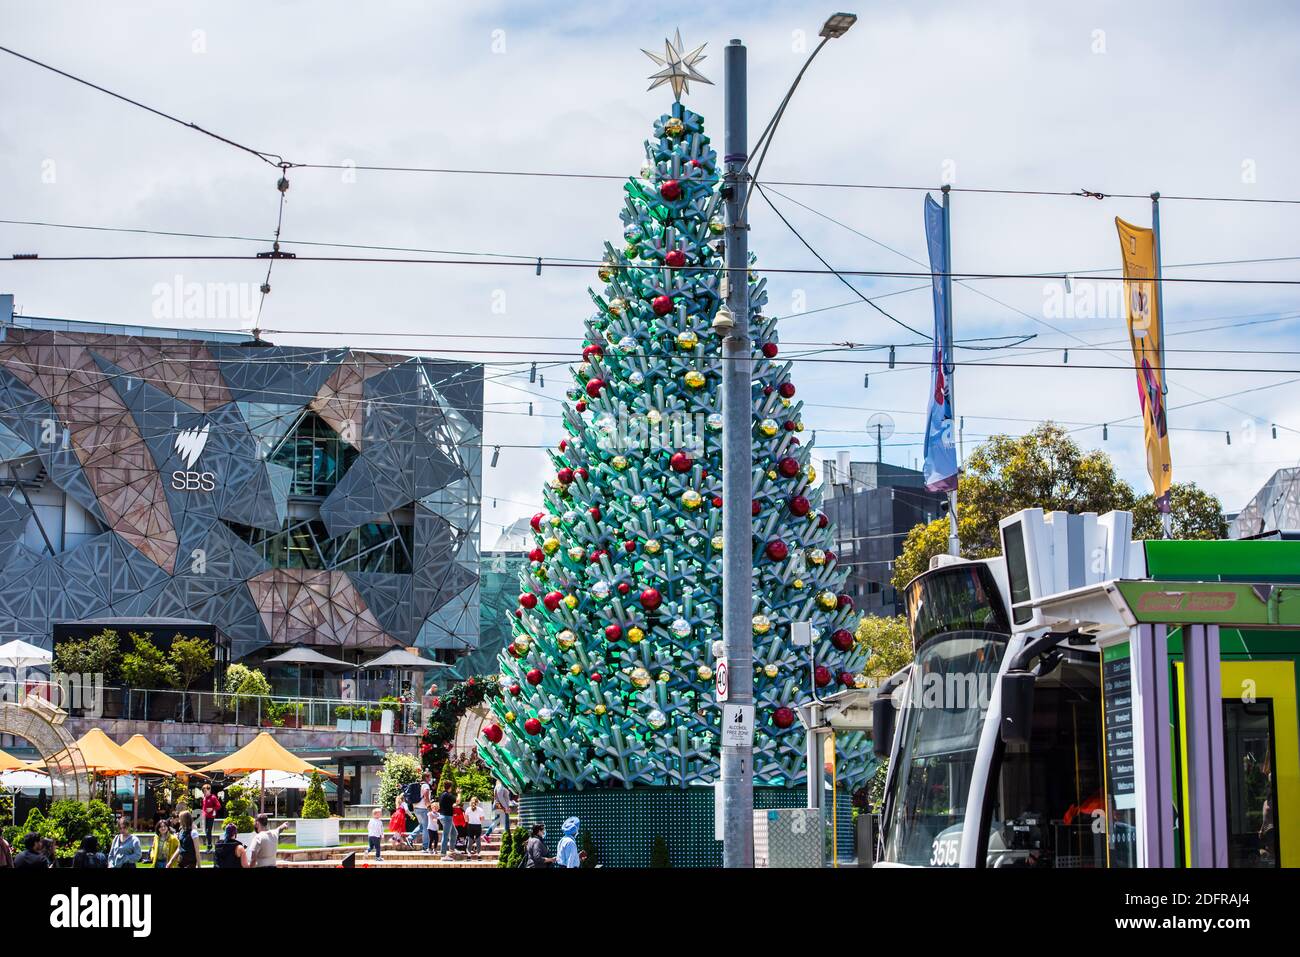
0, 639, 52, 670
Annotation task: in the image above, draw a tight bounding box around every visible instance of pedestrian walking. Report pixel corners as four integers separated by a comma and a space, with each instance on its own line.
492, 779, 513, 842
0, 831, 12, 868
412, 771, 433, 853
152, 819, 178, 868
437, 779, 457, 859
200, 783, 222, 852
213, 823, 247, 868
367, 807, 384, 861
523, 822, 553, 868
169, 809, 199, 868
388, 802, 410, 849
109, 817, 142, 868
556, 817, 584, 868
464, 796, 485, 858
452, 799, 468, 853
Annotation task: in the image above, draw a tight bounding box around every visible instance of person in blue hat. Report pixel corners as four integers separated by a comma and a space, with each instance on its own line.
556, 816, 585, 869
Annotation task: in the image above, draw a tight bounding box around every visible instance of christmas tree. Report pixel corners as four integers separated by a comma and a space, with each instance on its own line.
478, 52, 872, 794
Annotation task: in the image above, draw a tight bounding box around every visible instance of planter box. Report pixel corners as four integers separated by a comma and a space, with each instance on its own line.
335, 718, 368, 732
296, 817, 340, 848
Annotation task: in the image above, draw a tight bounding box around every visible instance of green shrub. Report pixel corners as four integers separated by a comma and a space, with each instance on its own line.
224, 664, 271, 714
497, 827, 514, 868
223, 784, 256, 832
650, 835, 671, 868
120, 632, 179, 689
505, 826, 529, 867
300, 772, 330, 819
377, 751, 422, 813
34, 799, 114, 861
53, 629, 122, 683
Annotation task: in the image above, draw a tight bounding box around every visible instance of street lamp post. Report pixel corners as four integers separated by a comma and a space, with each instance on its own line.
716, 13, 856, 869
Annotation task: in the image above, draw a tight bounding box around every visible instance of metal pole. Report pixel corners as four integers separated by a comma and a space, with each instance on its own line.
1151, 192, 1173, 540
805, 704, 821, 811
720, 37, 754, 869
941, 184, 959, 556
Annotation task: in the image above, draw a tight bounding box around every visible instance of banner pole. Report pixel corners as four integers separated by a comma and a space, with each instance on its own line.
942, 184, 959, 555
1151, 192, 1172, 539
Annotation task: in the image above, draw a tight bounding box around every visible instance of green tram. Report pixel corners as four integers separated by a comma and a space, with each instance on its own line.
873, 508, 1300, 868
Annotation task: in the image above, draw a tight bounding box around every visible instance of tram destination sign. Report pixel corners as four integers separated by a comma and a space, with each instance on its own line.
1114, 580, 1300, 627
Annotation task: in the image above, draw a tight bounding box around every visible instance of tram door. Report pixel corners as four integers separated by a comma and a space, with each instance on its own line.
1175, 659, 1300, 867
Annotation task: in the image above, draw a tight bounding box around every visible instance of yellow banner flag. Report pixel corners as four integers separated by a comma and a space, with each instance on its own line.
1115, 217, 1172, 510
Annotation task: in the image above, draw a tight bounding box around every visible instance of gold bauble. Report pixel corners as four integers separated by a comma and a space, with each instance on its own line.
644, 539, 661, 554
631, 666, 652, 689
505, 711, 516, 722
569, 663, 582, 676
612, 455, 629, 470
564, 594, 578, 609
793, 578, 804, 589
567, 546, 586, 562
557, 630, 575, 650
763, 663, 779, 678
711, 535, 724, 551
594, 704, 607, 716
684, 370, 706, 388
627, 626, 645, 644
658, 670, 671, 683
752, 614, 772, 635
681, 490, 703, 509
597, 265, 615, 283
817, 590, 838, 610
664, 117, 685, 137
696, 665, 713, 681
542, 537, 560, 554
759, 418, 779, 437
676, 330, 699, 350
767, 470, 778, 480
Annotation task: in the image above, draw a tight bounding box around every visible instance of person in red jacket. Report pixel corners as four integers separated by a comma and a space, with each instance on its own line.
200, 784, 222, 852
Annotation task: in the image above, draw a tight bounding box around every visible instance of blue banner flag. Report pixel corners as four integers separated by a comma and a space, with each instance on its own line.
922, 194, 958, 492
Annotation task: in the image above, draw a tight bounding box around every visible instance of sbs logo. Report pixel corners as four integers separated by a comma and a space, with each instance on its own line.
171, 423, 216, 492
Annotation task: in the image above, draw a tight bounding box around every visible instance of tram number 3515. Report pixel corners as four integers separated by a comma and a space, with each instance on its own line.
930, 834, 961, 867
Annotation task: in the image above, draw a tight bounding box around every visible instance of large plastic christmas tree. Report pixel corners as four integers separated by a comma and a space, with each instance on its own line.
479, 38, 871, 794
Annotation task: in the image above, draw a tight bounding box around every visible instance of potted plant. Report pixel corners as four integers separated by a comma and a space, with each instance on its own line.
295, 772, 338, 847
223, 784, 257, 845
334, 704, 366, 732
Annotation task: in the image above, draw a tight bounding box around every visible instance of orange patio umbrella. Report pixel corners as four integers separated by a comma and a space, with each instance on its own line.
198, 732, 335, 813
0, 748, 31, 773
121, 734, 208, 829
67, 728, 169, 776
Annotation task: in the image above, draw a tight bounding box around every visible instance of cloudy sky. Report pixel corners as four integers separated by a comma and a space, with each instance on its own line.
2, 0, 1298, 544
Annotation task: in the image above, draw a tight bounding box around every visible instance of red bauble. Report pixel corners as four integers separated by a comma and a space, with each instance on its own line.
617, 582, 630, 594
483, 723, 504, 744
817, 513, 829, 529
773, 706, 796, 729
814, 666, 832, 688
542, 591, 562, 611
519, 593, 537, 609
527, 548, 544, 563
838, 595, 854, 611
590, 672, 602, 683
761, 342, 779, 359
623, 540, 636, 552
605, 623, 622, 641
665, 249, 686, 268
831, 629, 854, 651
838, 671, 855, 687
783, 420, 796, 431
577, 467, 589, 480
652, 295, 674, 315
640, 587, 662, 610
589, 506, 601, 521
509, 683, 521, 696
659, 179, 682, 200
530, 512, 545, 532
669, 451, 693, 473
777, 457, 800, 478
711, 496, 723, 508
575, 400, 586, 413
765, 539, 789, 561
751, 499, 761, 516
523, 717, 543, 736
778, 382, 796, 398
825, 551, 836, 564
763, 385, 774, 396
585, 378, 605, 398
582, 344, 604, 360
556, 467, 575, 485
558, 439, 567, 452
526, 668, 544, 686
789, 495, 810, 517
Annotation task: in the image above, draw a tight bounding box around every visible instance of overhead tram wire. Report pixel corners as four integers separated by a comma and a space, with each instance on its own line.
0, 44, 287, 168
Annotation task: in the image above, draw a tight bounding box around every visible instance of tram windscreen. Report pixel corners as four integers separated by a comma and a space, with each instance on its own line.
906, 563, 1010, 650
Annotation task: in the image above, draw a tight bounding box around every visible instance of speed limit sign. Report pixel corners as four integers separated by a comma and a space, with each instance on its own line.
715, 658, 729, 701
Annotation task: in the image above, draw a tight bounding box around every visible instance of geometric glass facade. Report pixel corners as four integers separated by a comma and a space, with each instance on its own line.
0, 316, 482, 662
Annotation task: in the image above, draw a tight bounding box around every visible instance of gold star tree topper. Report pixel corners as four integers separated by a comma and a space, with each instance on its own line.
643, 29, 712, 101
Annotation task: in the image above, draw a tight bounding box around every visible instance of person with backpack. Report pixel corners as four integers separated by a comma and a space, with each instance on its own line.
409, 772, 433, 853
72, 834, 107, 868
212, 823, 247, 868
168, 810, 199, 868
